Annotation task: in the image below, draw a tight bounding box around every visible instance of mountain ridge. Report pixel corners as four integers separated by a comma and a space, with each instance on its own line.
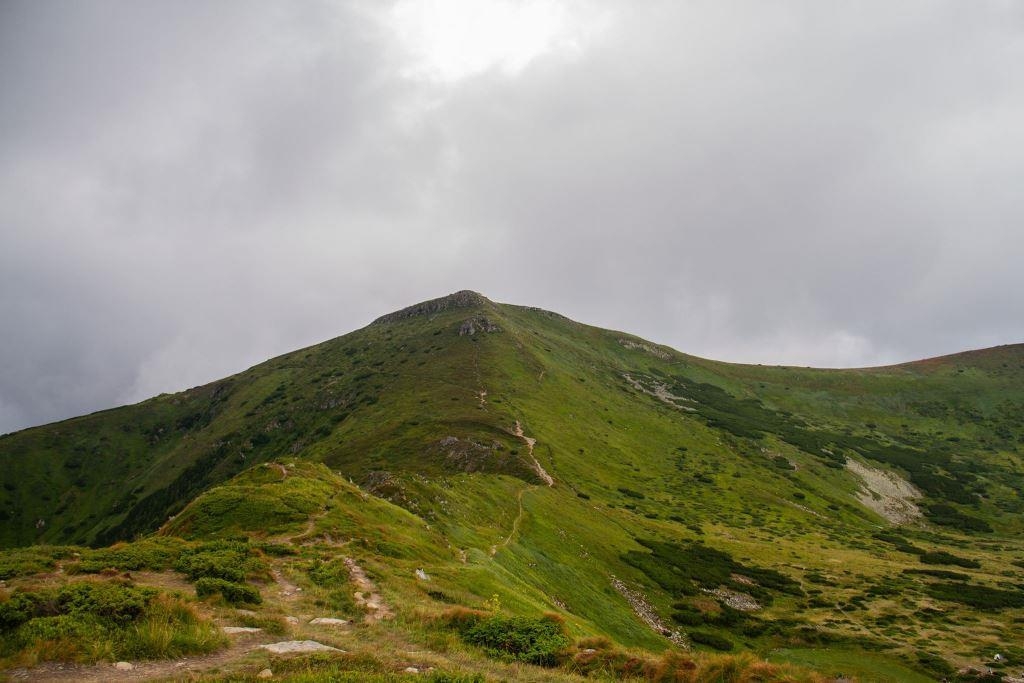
1, 291, 1023, 680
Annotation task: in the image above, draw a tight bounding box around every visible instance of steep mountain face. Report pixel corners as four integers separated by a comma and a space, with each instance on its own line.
2, 291, 1023, 678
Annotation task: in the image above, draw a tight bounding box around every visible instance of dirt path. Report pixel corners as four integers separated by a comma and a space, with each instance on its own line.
271, 566, 304, 608
344, 558, 394, 623
491, 485, 534, 556
4, 634, 265, 682
513, 420, 553, 487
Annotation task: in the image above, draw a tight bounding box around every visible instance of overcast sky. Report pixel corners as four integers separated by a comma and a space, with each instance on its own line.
2, 1, 1023, 434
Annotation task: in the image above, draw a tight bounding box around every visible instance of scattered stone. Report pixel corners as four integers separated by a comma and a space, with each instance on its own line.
618, 338, 670, 359
415, 568, 430, 581
345, 557, 395, 622
222, 626, 263, 634
257, 669, 274, 679
622, 373, 696, 411
260, 640, 343, 654
846, 457, 922, 525
285, 616, 299, 625
235, 609, 258, 617
404, 667, 420, 674
702, 588, 761, 611
610, 576, 687, 647
113, 662, 133, 671
309, 617, 349, 626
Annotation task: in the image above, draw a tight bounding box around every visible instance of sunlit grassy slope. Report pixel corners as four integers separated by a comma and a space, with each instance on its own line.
2, 291, 1022, 680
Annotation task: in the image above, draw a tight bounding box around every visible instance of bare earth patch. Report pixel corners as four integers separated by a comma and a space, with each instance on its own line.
846, 457, 922, 525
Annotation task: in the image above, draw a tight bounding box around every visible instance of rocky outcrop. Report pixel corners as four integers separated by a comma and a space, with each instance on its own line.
260, 641, 342, 654
619, 338, 671, 359
846, 458, 922, 525
459, 316, 500, 336
610, 576, 687, 647
372, 290, 491, 324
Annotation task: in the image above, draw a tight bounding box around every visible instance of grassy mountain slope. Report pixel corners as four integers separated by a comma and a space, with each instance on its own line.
2, 291, 1023, 680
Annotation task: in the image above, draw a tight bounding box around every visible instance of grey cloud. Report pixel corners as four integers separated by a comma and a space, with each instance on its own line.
2, 0, 1023, 433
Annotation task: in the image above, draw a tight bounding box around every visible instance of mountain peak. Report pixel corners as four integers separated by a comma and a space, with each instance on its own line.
371, 290, 493, 325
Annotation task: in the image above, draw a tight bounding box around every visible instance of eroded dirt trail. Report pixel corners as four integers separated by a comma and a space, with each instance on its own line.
5, 635, 265, 682
513, 420, 553, 487
491, 485, 532, 556
344, 557, 394, 623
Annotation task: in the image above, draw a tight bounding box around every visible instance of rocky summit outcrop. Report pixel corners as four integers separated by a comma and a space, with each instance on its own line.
372, 290, 491, 324
459, 316, 500, 336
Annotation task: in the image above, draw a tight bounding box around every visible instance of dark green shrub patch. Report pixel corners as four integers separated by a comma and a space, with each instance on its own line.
0, 546, 77, 579
308, 558, 350, 586
902, 568, 971, 581
873, 531, 925, 555
71, 537, 188, 574
174, 541, 266, 583
919, 551, 981, 569
623, 540, 802, 600
916, 651, 955, 678
255, 542, 297, 557
55, 581, 157, 624
455, 613, 570, 666
803, 571, 837, 586
0, 580, 223, 663
617, 487, 645, 499
194, 577, 262, 605
925, 504, 993, 533
670, 604, 704, 626
688, 630, 733, 651
924, 582, 1024, 610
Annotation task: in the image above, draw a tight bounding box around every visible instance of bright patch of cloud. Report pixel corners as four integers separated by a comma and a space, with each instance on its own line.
384, 0, 607, 82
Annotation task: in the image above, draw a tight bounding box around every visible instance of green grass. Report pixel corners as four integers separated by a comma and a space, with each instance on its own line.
769, 647, 936, 682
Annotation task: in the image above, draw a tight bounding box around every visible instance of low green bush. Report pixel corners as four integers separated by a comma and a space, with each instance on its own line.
194, 578, 262, 605
925, 582, 1024, 610
70, 537, 188, 574
0, 546, 76, 579
623, 539, 802, 599
688, 630, 733, 651
902, 568, 971, 581
919, 551, 981, 569
454, 613, 570, 666
174, 541, 265, 583
671, 605, 704, 626
925, 504, 993, 533
0, 580, 224, 664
